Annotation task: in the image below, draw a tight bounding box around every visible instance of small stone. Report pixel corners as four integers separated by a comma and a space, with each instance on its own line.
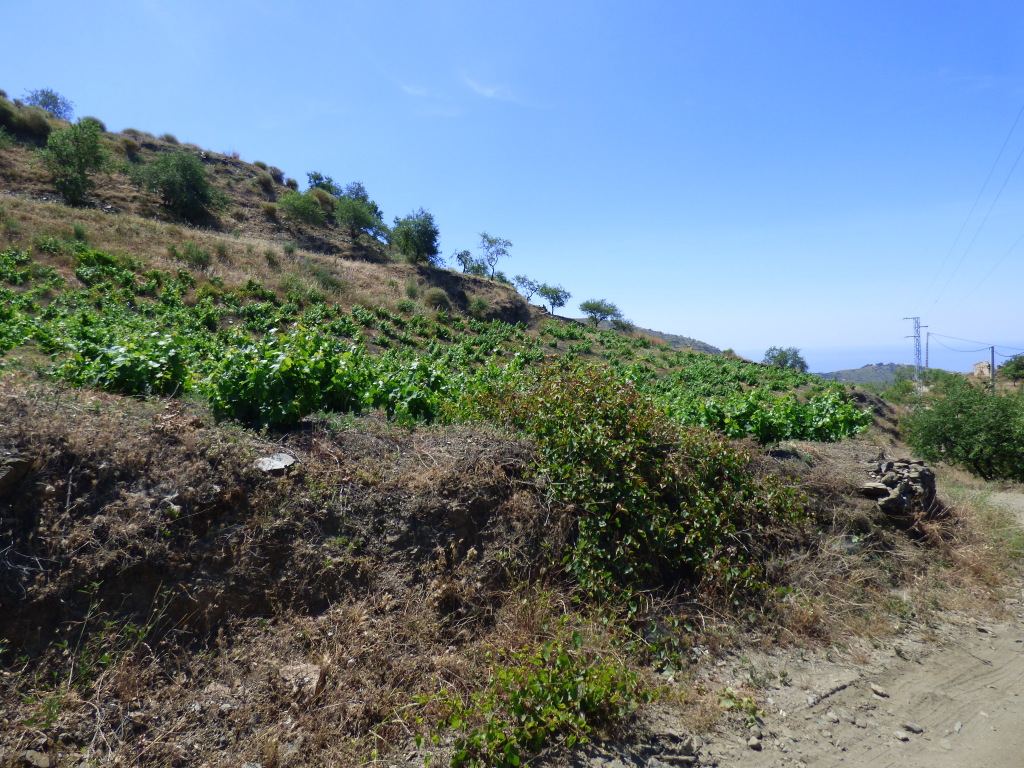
747, 736, 762, 751
902, 721, 923, 734
836, 707, 856, 724
824, 710, 840, 724
893, 730, 910, 742
20, 752, 50, 768
954, 721, 963, 733
870, 683, 889, 698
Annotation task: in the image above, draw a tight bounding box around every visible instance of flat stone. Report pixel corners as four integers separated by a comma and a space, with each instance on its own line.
902, 721, 924, 734
893, 730, 910, 742
20, 752, 50, 768
254, 453, 297, 473
870, 683, 889, 698
861, 482, 891, 498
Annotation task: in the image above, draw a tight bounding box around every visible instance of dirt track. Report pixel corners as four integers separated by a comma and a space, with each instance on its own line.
701, 490, 1024, 768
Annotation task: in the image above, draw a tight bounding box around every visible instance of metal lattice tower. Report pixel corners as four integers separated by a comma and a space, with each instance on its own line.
903, 316, 923, 380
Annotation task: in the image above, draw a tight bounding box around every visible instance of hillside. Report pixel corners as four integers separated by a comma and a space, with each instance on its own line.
2, 91, 1022, 768
818, 362, 916, 384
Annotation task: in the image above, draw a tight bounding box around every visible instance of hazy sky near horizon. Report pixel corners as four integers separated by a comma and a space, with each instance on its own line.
6, 0, 1024, 372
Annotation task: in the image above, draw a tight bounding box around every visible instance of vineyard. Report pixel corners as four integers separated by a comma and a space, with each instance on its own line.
0, 243, 870, 440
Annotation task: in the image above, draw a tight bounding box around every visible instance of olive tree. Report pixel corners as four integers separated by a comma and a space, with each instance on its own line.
762, 346, 808, 372
579, 298, 621, 327
392, 208, 440, 265
538, 283, 571, 313
37, 119, 107, 205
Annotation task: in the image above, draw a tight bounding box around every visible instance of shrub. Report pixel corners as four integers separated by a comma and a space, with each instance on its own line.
465, 361, 806, 603
214, 242, 230, 260
160, 133, 179, 144
283, 241, 297, 257
422, 287, 451, 311
904, 378, 1024, 481
307, 186, 335, 212
37, 120, 108, 205
269, 166, 284, 184
133, 151, 217, 221
255, 170, 274, 192
285, 177, 298, 190
168, 241, 210, 269
120, 136, 140, 159
253, 160, 268, 170
260, 201, 278, 219
72, 223, 88, 243
0, 126, 14, 149
12, 106, 53, 140
23, 88, 74, 121
468, 296, 489, 319
278, 190, 327, 226
79, 116, 106, 132
405, 280, 419, 299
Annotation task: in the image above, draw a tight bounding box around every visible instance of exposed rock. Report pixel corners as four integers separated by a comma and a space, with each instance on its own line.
902, 720, 924, 734
870, 683, 889, 698
747, 736, 762, 751
0, 455, 32, 498
19, 751, 50, 768
254, 453, 297, 473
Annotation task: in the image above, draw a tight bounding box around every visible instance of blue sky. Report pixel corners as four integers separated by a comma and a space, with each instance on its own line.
6, 0, 1024, 371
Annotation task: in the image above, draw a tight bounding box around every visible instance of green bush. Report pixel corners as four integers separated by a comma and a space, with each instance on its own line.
255, 170, 274, 193
133, 151, 217, 221
37, 120, 108, 205
278, 190, 327, 226
904, 379, 1024, 481
429, 629, 648, 768
422, 287, 451, 312
120, 136, 140, 159
465, 361, 806, 603
79, 116, 105, 132
12, 106, 53, 140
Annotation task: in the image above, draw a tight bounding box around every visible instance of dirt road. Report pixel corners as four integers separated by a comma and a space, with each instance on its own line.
700, 489, 1024, 768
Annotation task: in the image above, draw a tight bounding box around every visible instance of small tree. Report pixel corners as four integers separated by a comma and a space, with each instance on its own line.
334, 196, 385, 240
762, 346, 808, 372
538, 283, 571, 313
479, 232, 511, 278
392, 208, 440, 265
37, 119, 107, 205
579, 298, 621, 327
340, 182, 384, 222
23, 88, 74, 121
999, 354, 1024, 385
454, 249, 488, 276
134, 151, 216, 222
513, 275, 541, 301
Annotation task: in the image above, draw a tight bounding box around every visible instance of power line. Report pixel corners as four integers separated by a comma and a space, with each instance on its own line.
939, 226, 1024, 318
927, 137, 1024, 317
919, 100, 1024, 307
927, 332, 1024, 354
931, 337, 989, 354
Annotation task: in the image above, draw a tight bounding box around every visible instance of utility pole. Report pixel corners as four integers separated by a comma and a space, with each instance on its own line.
925, 331, 930, 370
991, 345, 996, 392
903, 317, 926, 381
